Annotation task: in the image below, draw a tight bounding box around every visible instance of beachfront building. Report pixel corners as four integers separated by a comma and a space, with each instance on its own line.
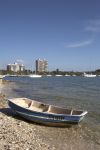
35, 59, 48, 73
7, 62, 25, 72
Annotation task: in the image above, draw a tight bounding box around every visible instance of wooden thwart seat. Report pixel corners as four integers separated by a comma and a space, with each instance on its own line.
47, 105, 72, 115
29, 101, 49, 112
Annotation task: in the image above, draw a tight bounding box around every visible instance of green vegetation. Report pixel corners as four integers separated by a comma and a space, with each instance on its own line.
0, 68, 99, 76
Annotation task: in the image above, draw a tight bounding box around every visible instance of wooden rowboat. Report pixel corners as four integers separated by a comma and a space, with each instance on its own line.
8, 98, 88, 126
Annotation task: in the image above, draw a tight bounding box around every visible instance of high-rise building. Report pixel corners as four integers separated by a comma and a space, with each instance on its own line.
7, 62, 25, 72
35, 59, 48, 73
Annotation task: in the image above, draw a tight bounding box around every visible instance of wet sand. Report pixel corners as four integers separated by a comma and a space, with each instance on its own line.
0, 79, 100, 150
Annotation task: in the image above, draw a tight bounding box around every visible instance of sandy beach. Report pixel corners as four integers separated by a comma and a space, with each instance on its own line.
0, 79, 100, 150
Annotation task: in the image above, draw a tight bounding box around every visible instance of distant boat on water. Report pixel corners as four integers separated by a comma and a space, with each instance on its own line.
0, 75, 6, 79
55, 75, 63, 77
83, 73, 96, 77
65, 74, 70, 76
28, 74, 42, 78
8, 97, 88, 126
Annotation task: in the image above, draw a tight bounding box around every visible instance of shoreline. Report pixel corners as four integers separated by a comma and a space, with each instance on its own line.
0, 79, 100, 150
0, 89, 54, 150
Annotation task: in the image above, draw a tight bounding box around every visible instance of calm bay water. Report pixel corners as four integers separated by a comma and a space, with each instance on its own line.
3, 76, 100, 149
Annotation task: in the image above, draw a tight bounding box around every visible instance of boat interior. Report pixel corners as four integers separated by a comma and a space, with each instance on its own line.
11, 98, 83, 115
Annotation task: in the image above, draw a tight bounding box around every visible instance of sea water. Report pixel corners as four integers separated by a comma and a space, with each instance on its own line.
3, 76, 100, 149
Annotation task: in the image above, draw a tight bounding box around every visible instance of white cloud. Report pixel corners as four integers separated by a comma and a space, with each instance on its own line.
65, 19, 100, 49
65, 39, 93, 48
85, 19, 100, 32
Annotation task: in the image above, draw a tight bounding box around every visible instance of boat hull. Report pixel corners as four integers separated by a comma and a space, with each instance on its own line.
8, 100, 86, 126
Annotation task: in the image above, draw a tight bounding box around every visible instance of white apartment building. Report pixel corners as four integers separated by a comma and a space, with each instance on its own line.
7, 62, 25, 72
35, 59, 48, 73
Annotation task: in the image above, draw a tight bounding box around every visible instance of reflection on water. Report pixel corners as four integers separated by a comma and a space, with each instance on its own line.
2, 76, 100, 149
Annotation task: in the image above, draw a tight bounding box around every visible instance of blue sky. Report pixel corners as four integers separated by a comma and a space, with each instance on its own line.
0, 0, 100, 71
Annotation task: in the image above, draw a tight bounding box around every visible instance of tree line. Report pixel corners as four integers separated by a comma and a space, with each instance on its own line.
0, 69, 100, 76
